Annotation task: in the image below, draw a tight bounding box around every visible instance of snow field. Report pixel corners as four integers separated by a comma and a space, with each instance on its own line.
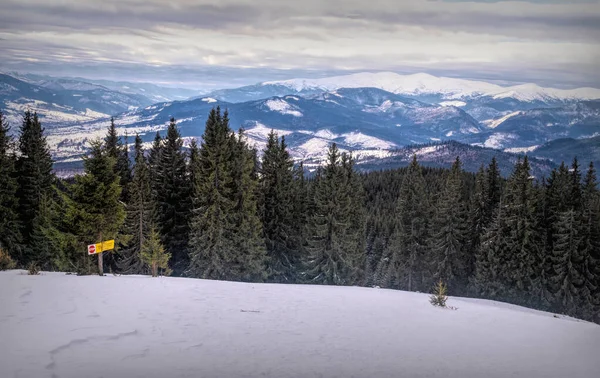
1, 270, 599, 378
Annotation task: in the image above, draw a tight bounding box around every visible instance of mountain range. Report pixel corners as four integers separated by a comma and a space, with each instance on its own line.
1, 71, 599, 177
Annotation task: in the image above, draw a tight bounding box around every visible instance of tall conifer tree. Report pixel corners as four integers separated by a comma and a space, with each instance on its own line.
154, 118, 191, 274
16, 111, 55, 265
119, 135, 153, 274
431, 157, 469, 293
69, 140, 125, 275
0, 111, 21, 258
260, 131, 297, 282
304, 144, 365, 285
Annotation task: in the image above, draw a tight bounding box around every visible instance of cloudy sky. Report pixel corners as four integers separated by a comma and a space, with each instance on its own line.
1, 0, 599, 90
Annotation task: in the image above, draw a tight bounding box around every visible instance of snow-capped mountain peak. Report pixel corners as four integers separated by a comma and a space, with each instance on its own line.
261, 71, 600, 102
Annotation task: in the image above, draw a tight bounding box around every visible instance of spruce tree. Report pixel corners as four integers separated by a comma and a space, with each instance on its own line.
154, 118, 192, 274
478, 158, 543, 305
431, 157, 469, 293
580, 162, 600, 321
468, 164, 487, 289
141, 228, 171, 277
303, 144, 365, 285
16, 111, 55, 265
148, 131, 163, 191
118, 135, 153, 274
549, 209, 588, 316
69, 140, 125, 275
484, 157, 502, 226
230, 129, 267, 281
188, 108, 266, 281
0, 111, 21, 258
260, 131, 297, 282
104, 118, 131, 201
378, 155, 430, 292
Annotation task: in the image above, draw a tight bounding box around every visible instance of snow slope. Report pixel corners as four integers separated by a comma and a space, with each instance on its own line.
1, 270, 599, 378
262, 72, 600, 101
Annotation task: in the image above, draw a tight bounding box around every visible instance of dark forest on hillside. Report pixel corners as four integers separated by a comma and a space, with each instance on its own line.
1, 109, 599, 324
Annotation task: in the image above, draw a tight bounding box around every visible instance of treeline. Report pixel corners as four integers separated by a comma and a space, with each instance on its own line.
0, 109, 598, 323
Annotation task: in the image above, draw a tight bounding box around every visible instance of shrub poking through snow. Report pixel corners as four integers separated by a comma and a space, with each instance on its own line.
141, 228, 171, 277
430, 280, 448, 307
27, 262, 40, 275
0, 247, 16, 270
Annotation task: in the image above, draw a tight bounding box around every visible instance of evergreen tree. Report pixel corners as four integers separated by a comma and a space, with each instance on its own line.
118, 135, 153, 274
484, 157, 502, 226
431, 157, 469, 293
69, 140, 125, 275
188, 108, 266, 281
477, 158, 543, 305
188, 138, 201, 204
260, 131, 298, 282
570, 157, 582, 211
468, 164, 487, 288
378, 155, 430, 292
141, 228, 171, 277
580, 162, 600, 320
16, 111, 55, 265
104, 118, 131, 201
230, 129, 267, 281
303, 144, 365, 285
549, 209, 588, 316
154, 118, 191, 274
148, 131, 163, 204
0, 111, 21, 258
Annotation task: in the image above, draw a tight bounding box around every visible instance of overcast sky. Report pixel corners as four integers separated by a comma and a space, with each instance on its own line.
1, 0, 599, 90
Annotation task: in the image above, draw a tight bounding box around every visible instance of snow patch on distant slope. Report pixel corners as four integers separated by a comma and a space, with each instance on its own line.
342, 132, 395, 149
201, 97, 217, 103
264, 99, 303, 117
246, 122, 293, 139
297, 138, 331, 158
314, 129, 339, 139
505, 145, 540, 154
484, 111, 523, 129
484, 133, 518, 149
439, 101, 467, 107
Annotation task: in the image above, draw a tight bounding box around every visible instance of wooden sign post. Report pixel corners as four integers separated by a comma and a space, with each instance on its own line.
87, 240, 115, 276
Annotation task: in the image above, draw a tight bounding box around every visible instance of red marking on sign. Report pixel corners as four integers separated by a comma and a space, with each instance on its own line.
88, 244, 96, 255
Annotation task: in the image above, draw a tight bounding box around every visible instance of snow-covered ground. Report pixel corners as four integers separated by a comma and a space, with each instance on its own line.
1, 270, 599, 378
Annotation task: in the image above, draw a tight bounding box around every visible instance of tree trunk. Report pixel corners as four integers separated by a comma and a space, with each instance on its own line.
98, 252, 103, 276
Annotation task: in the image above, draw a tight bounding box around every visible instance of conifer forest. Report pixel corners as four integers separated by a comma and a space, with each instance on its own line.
1, 108, 599, 324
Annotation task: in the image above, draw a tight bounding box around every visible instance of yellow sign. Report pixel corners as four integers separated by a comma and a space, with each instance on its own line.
87, 240, 115, 255
100, 239, 115, 252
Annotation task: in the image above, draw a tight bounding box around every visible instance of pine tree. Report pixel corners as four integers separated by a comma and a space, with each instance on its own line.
230, 129, 267, 281
104, 118, 131, 201
468, 164, 487, 289
188, 137, 201, 204
431, 157, 469, 293
478, 158, 543, 305
580, 162, 600, 321
549, 209, 587, 316
0, 111, 21, 259
484, 157, 502, 226
141, 228, 171, 277
570, 157, 582, 211
187, 108, 233, 279
378, 155, 430, 292
16, 111, 55, 266
303, 144, 365, 285
260, 131, 298, 282
154, 118, 192, 274
69, 140, 126, 275
118, 135, 153, 274
188, 108, 266, 281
